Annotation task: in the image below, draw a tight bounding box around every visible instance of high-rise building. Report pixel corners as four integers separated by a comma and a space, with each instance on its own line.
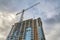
6, 18, 45, 40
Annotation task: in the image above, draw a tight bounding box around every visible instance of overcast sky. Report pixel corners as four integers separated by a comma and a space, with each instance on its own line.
0, 0, 60, 40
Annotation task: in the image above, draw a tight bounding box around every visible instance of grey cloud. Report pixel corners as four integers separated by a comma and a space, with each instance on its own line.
0, 0, 23, 12
45, 23, 60, 40
44, 13, 60, 40
0, 0, 60, 40
0, 0, 40, 13
0, 38, 5, 40
44, 13, 60, 24
0, 13, 16, 40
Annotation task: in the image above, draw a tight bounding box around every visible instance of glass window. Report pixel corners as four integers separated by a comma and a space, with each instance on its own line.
38, 26, 44, 40
25, 27, 32, 40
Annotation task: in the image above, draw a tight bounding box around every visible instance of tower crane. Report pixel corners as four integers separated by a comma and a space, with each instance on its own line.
6, 2, 40, 40
16, 2, 40, 22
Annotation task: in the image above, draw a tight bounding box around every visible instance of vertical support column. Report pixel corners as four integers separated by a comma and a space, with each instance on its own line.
29, 19, 33, 40
23, 21, 26, 40
31, 19, 34, 40
19, 21, 25, 40
19, 22, 23, 40
18, 22, 22, 40
34, 19, 38, 40
38, 18, 45, 40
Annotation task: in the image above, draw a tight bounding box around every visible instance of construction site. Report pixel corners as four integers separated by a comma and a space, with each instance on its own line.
6, 2, 46, 40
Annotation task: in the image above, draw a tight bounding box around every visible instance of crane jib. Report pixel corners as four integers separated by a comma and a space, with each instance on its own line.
16, 2, 40, 15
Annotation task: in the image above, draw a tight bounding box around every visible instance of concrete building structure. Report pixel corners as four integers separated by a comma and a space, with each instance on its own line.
6, 18, 45, 40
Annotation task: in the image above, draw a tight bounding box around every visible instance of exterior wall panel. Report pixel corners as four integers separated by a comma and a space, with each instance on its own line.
6, 18, 45, 40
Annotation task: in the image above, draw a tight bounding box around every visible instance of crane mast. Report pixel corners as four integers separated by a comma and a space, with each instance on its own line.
6, 2, 40, 40
16, 2, 40, 22
19, 9, 25, 22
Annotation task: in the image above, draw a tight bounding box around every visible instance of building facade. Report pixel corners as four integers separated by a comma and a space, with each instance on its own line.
6, 18, 45, 40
